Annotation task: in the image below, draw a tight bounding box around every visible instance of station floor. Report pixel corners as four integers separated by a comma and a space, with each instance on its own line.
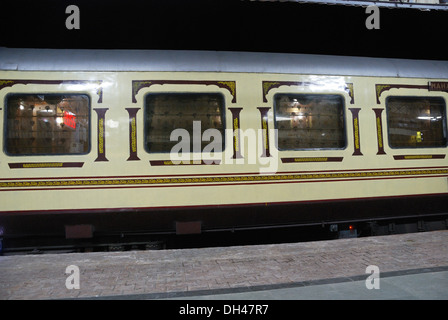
0, 230, 447, 300
164, 268, 448, 300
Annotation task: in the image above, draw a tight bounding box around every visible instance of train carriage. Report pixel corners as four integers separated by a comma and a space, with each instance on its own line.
1, 48, 447, 251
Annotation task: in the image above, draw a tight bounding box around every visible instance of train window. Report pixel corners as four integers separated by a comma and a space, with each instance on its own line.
274, 94, 346, 150
386, 96, 447, 148
144, 93, 225, 153
4, 94, 90, 155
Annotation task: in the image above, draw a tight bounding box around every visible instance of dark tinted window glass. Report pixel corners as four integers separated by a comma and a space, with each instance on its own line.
145, 93, 225, 153
5, 94, 90, 155
386, 96, 447, 148
274, 94, 346, 150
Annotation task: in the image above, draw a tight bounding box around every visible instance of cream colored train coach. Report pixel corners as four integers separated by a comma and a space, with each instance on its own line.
1, 48, 447, 250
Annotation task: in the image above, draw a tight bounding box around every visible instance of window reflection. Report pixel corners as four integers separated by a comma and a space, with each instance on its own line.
5, 94, 90, 155
386, 96, 447, 148
145, 93, 225, 153
274, 94, 346, 150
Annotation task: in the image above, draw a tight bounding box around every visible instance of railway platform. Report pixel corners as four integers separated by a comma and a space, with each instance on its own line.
1, 230, 447, 300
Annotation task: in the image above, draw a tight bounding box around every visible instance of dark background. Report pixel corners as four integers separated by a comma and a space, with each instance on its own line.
0, 0, 447, 60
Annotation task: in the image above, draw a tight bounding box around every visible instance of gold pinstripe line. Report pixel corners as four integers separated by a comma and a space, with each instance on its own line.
1, 169, 448, 189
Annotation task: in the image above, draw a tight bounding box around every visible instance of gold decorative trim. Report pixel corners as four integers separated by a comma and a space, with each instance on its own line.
375, 84, 428, 104
262, 81, 355, 104
132, 80, 237, 103
0, 79, 104, 103
1, 168, 447, 191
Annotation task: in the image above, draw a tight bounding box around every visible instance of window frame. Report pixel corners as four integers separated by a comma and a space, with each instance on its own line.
273, 92, 347, 151
3, 92, 92, 156
143, 92, 227, 154
385, 95, 448, 149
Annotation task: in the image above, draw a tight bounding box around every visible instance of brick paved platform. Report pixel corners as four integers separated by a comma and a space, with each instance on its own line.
1, 230, 447, 300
